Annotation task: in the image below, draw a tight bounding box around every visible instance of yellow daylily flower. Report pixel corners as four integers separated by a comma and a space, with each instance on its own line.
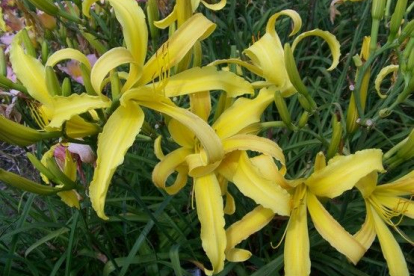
354, 171, 414, 276
152, 87, 289, 274
9, 29, 108, 139
211, 10, 340, 97
284, 150, 384, 276
82, 0, 254, 221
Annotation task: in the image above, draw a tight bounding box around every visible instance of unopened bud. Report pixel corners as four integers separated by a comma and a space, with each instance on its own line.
396, 129, 414, 160
274, 90, 295, 131
372, 0, 386, 20
62, 77, 72, 97
45, 66, 62, 96
0, 168, 58, 195
388, 0, 408, 42
146, 0, 160, 41
26, 0, 58, 16
298, 111, 309, 128
0, 48, 6, 76
398, 20, 414, 44
327, 114, 342, 159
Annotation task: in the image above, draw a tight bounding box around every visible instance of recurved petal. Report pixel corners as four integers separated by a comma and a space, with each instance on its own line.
306, 149, 384, 198
201, 0, 226, 10
213, 87, 274, 139
162, 66, 253, 98
89, 102, 145, 220
307, 192, 366, 264
209, 58, 264, 78
370, 204, 409, 276
46, 49, 92, 71
45, 94, 111, 130
91, 47, 140, 94
266, 10, 302, 42
292, 29, 341, 71
154, 8, 177, 29
152, 147, 192, 195
225, 205, 274, 261
140, 13, 216, 85
232, 151, 290, 216
374, 65, 399, 99
284, 184, 310, 276
194, 173, 226, 275
10, 30, 51, 106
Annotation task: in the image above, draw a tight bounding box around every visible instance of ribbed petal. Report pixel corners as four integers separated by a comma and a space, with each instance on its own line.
306, 149, 384, 198
355, 172, 378, 199
375, 170, 414, 196
213, 87, 274, 139
225, 205, 273, 262
89, 102, 145, 219
201, 0, 226, 10
65, 115, 100, 138
374, 65, 399, 99
284, 184, 310, 276
162, 66, 253, 98
190, 91, 211, 122
140, 13, 216, 85
249, 155, 290, 189
307, 192, 365, 264
152, 147, 192, 195
370, 204, 409, 276
168, 119, 194, 148
194, 173, 226, 275
232, 152, 290, 216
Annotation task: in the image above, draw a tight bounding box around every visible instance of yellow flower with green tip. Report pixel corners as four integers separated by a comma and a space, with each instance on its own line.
81, 0, 254, 221
355, 171, 414, 276
284, 150, 384, 276
152, 87, 289, 274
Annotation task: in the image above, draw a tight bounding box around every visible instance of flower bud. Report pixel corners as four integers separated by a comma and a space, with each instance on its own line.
398, 20, 414, 44
0, 168, 58, 195
21, 29, 36, 58
45, 66, 62, 96
327, 114, 343, 159
371, 0, 386, 20
41, 40, 49, 64
396, 129, 414, 160
0, 48, 6, 76
61, 77, 72, 97
297, 111, 309, 128
146, 0, 160, 41
80, 63, 97, 96
388, 0, 408, 42
274, 90, 296, 131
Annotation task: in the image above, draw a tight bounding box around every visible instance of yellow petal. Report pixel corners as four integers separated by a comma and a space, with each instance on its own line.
306, 149, 384, 198
0, 7, 6, 32
292, 29, 341, 71
225, 248, 251, 263
190, 91, 211, 122
354, 201, 376, 251
224, 190, 235, 215
250, 155, 290, 189
222, 134, 285, 172
154, 136, 165, 160
232, 152, 290, 216
355, 172, 378, 198
130, 93, 224, 164
374, 65, 399, 99
57, 190, 80, 209
225, 205, 273, 261
217, 151, 241, 182
185, 151, 221, 177
65, 115, 100, 138
107, 0, 148, 66
370, 204, 409, 276
168, 119, 195, 148
284, 184, 310, 276
307, 192, 366, 264
194, 173, 226, 275
244, 33, 288, 88
139, 13, 216, 85
152, 147, 192, 195
46, 48, 92, 71
89, 102, 145, 220
266, 10, 302, 41
314, 151, 326, 171
213, 87, 274, 139
375, 170, 414, 196
154, 8, 177, 29
82, 0, 97, 18
90, 47, 139, 94
162, 66, 253, 98
201, 0, 226, 10
10, 30, 51, 106
45, 94, 111, 130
